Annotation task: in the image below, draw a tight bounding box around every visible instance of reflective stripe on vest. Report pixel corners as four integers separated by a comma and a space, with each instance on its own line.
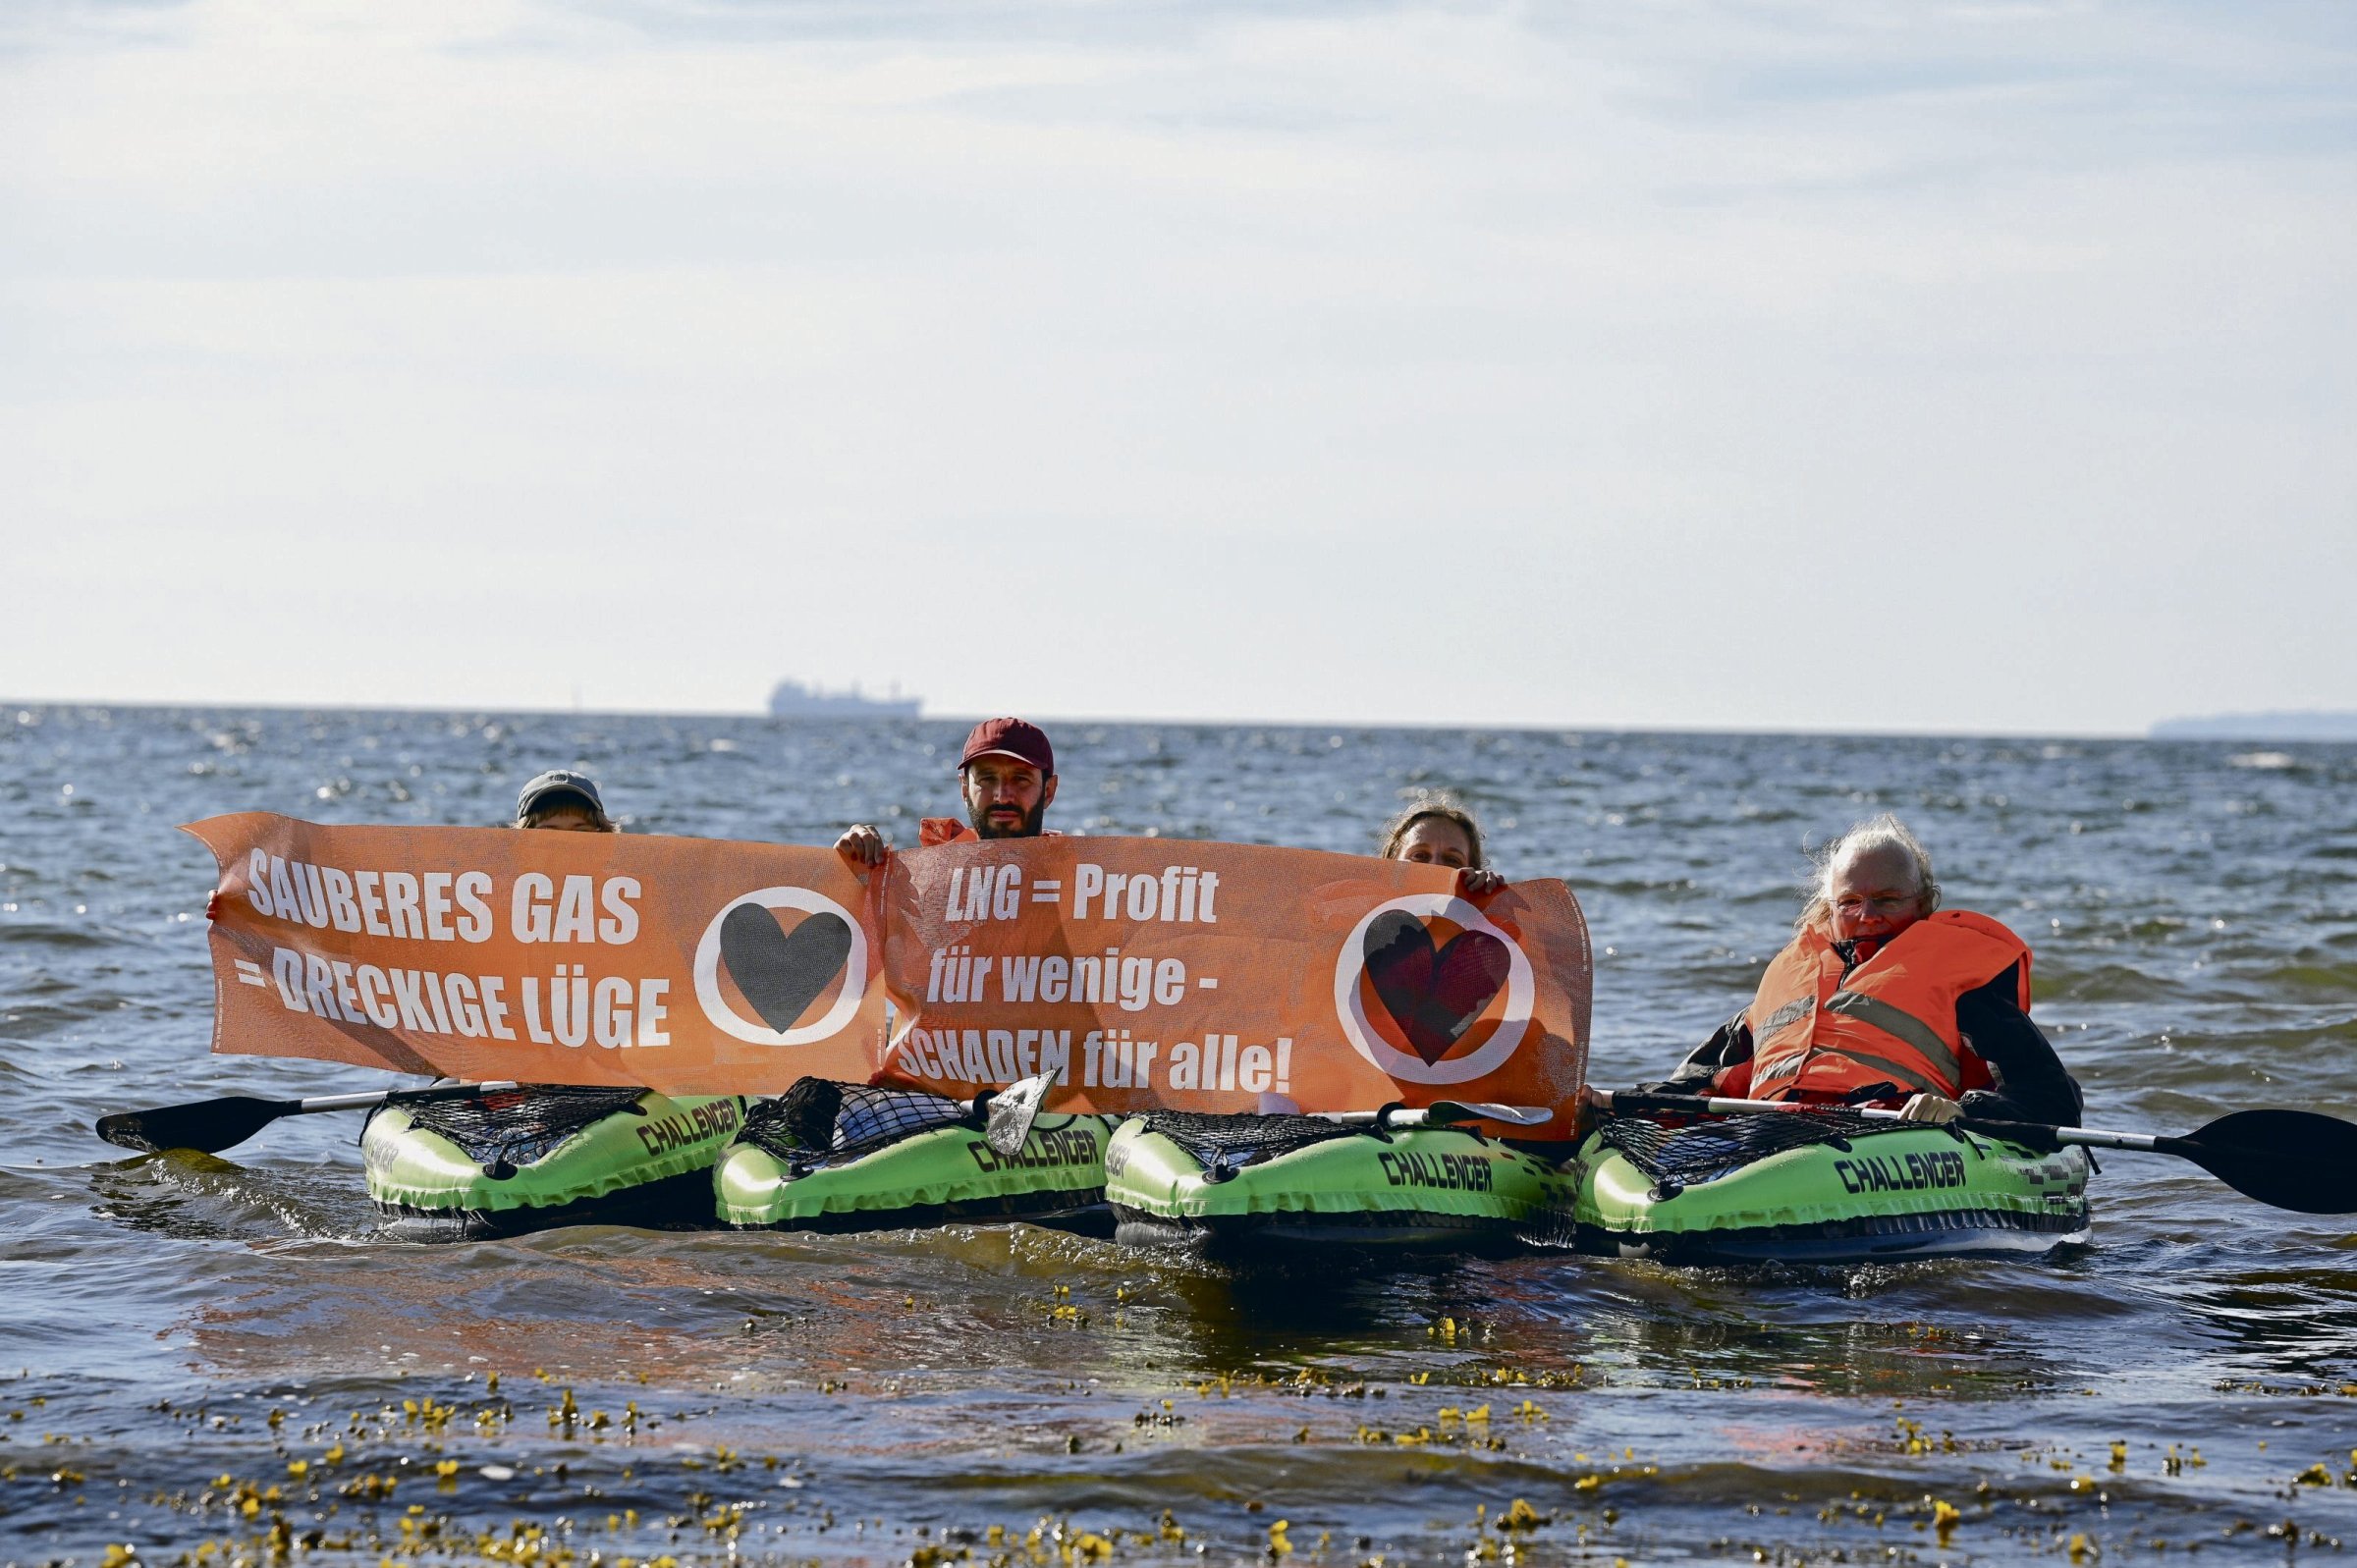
1803, 1043, 1946, 1098
1744, 1036, 1945, 1097
1740, 911, 2031, 1105
1755, 996, 1815, 1040
1821, 991, 1962, 1085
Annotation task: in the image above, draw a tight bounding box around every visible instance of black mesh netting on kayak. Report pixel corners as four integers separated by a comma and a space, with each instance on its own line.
1130, 1111, 1364, 1176
738, 1079, 972, 1167
398, 1086, 649, 1175
1596, 1108, 1929, 1194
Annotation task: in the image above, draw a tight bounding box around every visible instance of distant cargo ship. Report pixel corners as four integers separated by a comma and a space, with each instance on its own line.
767, 679, 921, 720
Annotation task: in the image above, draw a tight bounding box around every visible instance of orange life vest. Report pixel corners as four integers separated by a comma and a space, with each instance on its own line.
1740, 910, 2031, 1105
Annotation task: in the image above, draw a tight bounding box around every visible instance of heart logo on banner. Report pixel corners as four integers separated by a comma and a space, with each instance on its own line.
1360, 908, 1512, 1065
719, 904, 853, 1033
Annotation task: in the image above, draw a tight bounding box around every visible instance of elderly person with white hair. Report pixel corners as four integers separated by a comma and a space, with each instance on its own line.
1645, 815, 2081, 1126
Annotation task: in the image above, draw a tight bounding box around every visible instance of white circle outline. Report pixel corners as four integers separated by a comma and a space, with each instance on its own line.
693, 886, 867, 1047
1334, 892, 1535, 1085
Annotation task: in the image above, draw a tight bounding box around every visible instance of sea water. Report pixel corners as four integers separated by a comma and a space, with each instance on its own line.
3, 705, 2353, 1562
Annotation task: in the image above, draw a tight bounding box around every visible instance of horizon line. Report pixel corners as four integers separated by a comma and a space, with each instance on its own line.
0, 691, 2201, 744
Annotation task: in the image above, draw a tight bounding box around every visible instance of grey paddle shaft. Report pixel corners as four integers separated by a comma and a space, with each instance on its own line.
1593, 1090, 2161, 1151
1955, 1116, 2162, 1155
305, 1081, 522, 1114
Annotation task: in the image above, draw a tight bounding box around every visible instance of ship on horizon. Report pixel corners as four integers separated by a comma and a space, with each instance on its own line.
767, 678, 921, 720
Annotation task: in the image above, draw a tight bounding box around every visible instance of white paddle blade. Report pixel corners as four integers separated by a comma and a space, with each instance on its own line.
983, 1071, 1057, 1158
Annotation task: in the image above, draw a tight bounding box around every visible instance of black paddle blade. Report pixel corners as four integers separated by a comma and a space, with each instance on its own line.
2172, 1109, 2357, 1215
95, 1095, 296, 1156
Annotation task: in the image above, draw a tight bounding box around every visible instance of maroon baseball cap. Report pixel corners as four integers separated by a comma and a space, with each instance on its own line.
958, 717, 1054, 775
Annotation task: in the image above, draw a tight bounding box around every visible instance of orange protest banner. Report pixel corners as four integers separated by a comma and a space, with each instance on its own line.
183, 818, 1593, 1128
876, 838, 1592, 1132
183, 814, 889, 1092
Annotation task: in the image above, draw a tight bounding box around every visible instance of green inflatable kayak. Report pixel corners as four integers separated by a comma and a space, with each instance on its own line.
1572, 1108, 2091, 1264
364, 1085, 744, 1240
714, 1078, 1116, 1232
1104, 1110, 1580, 1252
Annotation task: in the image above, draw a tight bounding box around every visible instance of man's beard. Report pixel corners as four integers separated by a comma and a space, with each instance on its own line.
969, 798, 1048, 839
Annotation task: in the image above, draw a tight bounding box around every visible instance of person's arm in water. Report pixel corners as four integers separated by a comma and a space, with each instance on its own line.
1953, 971, 2082, 1127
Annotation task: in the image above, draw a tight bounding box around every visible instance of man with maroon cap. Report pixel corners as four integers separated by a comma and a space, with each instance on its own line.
834, 717, 1060, 867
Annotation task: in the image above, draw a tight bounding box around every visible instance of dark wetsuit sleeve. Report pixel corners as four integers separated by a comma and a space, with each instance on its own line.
1636, 1011, 1753, 1094
1955, 967, 2082, 1127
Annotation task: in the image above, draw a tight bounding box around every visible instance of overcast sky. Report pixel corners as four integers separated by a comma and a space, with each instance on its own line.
4, 0, 2352, 733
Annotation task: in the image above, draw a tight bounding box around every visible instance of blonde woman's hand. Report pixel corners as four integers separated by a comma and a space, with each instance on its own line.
1456, 867, 1507, 899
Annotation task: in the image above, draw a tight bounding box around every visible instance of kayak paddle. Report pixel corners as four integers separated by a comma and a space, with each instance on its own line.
97, 1080, 523, 1157
1590, 1089, 2357, 1216
103, 1072, 1063, 1161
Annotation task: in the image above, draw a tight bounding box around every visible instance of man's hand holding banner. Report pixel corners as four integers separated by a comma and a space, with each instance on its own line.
187, 815, 1592, 1133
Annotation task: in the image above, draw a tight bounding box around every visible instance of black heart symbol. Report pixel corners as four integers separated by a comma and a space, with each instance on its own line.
1362, 909, 1510, 1066
720, 905, 852, 1032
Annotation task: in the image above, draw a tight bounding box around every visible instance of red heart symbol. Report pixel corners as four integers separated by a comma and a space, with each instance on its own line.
1361, 910, 1511, 1066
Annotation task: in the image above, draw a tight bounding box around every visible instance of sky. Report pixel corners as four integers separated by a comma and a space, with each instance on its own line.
3, 0, 2353, 734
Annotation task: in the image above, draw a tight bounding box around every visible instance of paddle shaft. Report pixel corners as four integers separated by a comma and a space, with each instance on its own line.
1596, 1089, 2164, 1155
298, 1081, 523, 1116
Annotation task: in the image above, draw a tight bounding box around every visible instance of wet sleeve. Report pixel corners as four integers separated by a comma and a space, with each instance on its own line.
1955, 971, 2082, 1127
1632, 1011, 1754, 1096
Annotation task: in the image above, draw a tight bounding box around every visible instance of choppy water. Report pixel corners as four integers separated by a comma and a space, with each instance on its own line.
4, 704, 2355, 1565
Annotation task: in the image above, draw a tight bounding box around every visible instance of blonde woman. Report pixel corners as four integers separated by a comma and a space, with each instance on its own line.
1378, 794, 1505, 898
